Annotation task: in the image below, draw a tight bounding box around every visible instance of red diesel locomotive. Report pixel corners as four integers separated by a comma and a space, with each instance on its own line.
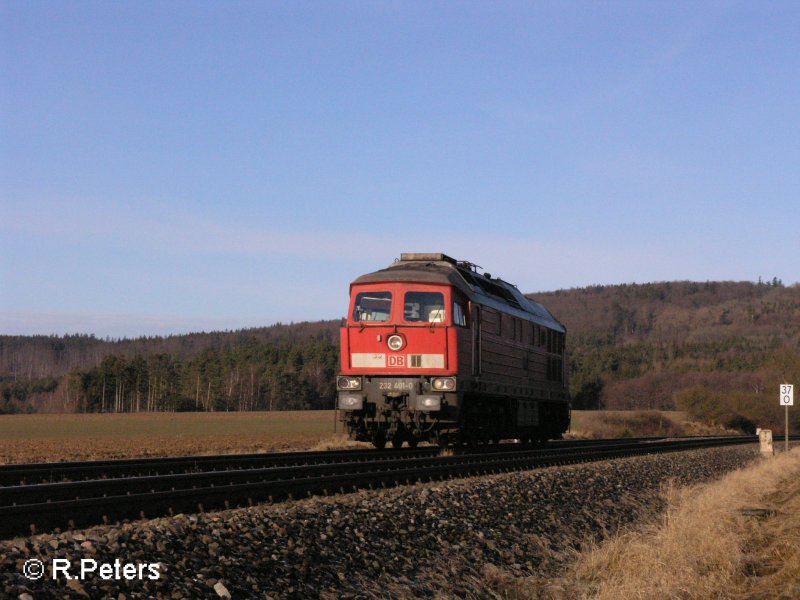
336, 253, 570, 448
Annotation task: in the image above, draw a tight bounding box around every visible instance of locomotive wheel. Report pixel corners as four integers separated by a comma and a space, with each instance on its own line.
372, 432, 386, 450
391, 435, 404, 449
407, 437, 419, 449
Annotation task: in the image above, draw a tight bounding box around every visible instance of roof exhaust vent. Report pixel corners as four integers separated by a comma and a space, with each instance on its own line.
399, 253, 457, 265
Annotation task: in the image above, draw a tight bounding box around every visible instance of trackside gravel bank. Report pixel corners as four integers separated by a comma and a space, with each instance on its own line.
1, 445, 758, 599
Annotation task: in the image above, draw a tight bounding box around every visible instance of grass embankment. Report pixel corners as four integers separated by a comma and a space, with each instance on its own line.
568, 409, 736, 439
0, 411, 364, 464
495, 448, 800, 599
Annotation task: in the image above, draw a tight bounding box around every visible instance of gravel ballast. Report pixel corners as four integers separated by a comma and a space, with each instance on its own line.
1, 445, 758, 599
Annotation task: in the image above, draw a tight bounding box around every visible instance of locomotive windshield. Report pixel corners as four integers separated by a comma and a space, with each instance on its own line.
404, 291, 446, 323
353, 291, 392, 322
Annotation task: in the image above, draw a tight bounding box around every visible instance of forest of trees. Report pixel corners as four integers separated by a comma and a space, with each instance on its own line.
2, 279, 799, 432
0, 322, 342, 414
529, 278, 800, 431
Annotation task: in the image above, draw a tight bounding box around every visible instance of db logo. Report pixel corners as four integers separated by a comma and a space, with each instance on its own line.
388, 355, 406, 367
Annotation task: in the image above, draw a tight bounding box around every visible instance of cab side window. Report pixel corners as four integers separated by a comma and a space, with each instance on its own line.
453, 301, 468, 326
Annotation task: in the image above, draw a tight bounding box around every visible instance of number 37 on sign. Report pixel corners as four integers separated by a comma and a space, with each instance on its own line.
780, 384, 794, 406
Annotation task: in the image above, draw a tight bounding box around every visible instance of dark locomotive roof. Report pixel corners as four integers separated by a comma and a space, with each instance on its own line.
351, 253, 566, 333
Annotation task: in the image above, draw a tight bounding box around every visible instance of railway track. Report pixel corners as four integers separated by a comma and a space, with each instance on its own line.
0, 435, 774, 539
0, 435, 730, 486
0, 447, 438, 487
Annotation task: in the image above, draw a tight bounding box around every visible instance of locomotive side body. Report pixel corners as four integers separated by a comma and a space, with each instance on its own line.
337, 253, 569, 448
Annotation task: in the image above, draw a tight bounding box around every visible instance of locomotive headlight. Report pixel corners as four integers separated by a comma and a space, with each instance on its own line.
387, 334, 405, 351
336, 376, 362, 390
416, 395, 441, 411
338, 394, 364, 410
431, 377, 456, 391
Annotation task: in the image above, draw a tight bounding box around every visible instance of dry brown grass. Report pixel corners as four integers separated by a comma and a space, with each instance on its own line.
568, 409, 736, 440
307, 436, 372, 452
521, 448, 800, 599
0, 411, 349, 464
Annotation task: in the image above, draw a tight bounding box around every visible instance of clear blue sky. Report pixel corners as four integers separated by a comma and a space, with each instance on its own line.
2, 1, 799, 338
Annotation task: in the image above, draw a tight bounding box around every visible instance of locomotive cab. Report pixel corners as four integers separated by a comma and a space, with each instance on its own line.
337, 280, 465, 448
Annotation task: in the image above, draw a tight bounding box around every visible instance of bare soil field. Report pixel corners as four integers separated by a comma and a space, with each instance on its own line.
0, 409, 735, 464
0, 411, 365, 464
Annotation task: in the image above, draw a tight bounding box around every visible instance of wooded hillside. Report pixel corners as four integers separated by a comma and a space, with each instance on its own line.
2, 279, 798, 432
528, 279, 800, 431
0, 322, 342, 413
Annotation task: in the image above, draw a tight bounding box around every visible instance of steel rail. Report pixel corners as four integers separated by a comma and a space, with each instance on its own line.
0, 447, 436, 486
0, 435, 723, 486
0, 438, 692, 506
0, 435, 764, 539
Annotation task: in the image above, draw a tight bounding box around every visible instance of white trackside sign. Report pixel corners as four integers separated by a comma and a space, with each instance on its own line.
780, 384, 794, 406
